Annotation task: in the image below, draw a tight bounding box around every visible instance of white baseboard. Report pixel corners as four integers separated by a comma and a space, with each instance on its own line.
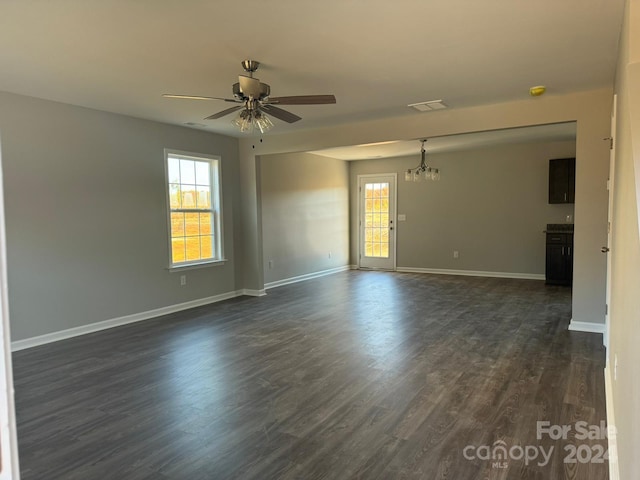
265, 265, 351, 290
568, 320, 606, 335
395, 266, 545, 281
11, 290, 244, 351
604, 366, 620, 480
241, 289, 267, 297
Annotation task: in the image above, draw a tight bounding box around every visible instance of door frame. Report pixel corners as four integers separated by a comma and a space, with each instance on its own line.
604, 94, 617, 351
356, 173, 398, 271
0, 136, 20, 478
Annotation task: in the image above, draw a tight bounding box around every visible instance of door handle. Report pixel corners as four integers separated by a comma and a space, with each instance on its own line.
601, 246, 610, 253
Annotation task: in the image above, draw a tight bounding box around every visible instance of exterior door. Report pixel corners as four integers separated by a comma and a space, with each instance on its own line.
358, 174, 396, 270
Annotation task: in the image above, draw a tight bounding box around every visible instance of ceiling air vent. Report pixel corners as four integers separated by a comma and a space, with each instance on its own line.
408, 100, 448, 112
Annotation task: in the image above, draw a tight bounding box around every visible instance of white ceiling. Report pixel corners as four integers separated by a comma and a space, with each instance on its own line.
311, 122, 577, 160
0, 1, 624, 138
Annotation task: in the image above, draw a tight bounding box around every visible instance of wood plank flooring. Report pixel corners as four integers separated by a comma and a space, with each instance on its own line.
12, 271, 608, 479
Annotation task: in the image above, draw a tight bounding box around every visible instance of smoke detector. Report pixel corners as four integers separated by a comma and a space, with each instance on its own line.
529, 86, 546, 97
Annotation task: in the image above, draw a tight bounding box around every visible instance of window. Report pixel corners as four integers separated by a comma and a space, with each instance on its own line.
165, 150, 223, 267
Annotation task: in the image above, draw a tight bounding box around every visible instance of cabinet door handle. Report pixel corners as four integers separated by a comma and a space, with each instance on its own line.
564, 192, 567, 202
568, 247, 571, 255
562, 246, 565, 255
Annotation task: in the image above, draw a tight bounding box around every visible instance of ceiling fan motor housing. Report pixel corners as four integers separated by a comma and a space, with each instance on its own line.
233, 82, 270, 101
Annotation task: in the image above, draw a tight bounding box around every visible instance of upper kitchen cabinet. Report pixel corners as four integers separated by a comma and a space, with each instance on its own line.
548, 157, 576, 204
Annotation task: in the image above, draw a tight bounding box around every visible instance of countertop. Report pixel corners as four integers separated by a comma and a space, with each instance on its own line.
545, 223, 574, 233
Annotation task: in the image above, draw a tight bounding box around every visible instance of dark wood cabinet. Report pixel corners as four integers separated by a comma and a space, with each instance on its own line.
549, 158, 576, 204
545, 232, 573, 286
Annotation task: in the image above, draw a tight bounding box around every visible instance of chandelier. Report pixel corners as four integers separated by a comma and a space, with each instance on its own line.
231, 101, 274, 134
405, 139, 440, 182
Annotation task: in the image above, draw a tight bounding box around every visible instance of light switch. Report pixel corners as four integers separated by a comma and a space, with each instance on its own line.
398, 214, 407, 221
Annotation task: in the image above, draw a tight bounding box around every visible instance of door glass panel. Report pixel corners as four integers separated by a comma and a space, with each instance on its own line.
363, 181, 390, 258
365, 242, 373, 256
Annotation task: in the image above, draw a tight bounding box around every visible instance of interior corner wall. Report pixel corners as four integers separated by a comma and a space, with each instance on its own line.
0, 91, 240, 341
608, 0, 640, 478
260, 152, 349, 284
349, 140, 576, 275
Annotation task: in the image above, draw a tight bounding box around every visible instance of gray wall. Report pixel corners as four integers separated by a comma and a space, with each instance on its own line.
0, 92, 240, 341
260, 152, 349, 284
610, 0, 640, 477
349, 141, 576, 275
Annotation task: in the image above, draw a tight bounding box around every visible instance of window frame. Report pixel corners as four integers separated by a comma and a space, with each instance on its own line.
164, 149, 225, 270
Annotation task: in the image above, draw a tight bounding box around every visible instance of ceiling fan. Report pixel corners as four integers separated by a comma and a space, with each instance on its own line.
163, 60, 336, 133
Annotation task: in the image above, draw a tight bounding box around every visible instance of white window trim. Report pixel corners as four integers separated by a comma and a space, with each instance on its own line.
166, 259, 226, 272
164, 148, 225, 269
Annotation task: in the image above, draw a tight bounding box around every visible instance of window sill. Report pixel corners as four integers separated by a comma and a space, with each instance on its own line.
167, 259, 228, 272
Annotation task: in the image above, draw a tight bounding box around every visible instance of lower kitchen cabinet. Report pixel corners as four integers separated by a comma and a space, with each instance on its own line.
545, 232, 573, 286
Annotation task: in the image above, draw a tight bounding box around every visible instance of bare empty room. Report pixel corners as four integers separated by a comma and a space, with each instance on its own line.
0, 1, 638, 479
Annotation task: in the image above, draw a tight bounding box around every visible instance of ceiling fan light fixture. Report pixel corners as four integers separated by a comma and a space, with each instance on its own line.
254, 111, 274, 134
232, 109, 251, 132
231, 108, 274, 134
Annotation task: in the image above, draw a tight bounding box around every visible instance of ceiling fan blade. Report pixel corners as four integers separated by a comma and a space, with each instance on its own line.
267, 95, 336, 105
238, 75, 262, 98
261, 105, 302, 123
204, 105, 244, 120
163, 94, 239, 102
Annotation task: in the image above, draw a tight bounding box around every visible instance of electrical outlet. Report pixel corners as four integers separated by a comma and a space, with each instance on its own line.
180, 275, 186, 286
268, 260, 273, 269
614, 354, 618, 381
453, 250, 459, 259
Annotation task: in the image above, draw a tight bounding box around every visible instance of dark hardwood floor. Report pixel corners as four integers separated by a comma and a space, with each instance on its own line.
12, 271, 608, 479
